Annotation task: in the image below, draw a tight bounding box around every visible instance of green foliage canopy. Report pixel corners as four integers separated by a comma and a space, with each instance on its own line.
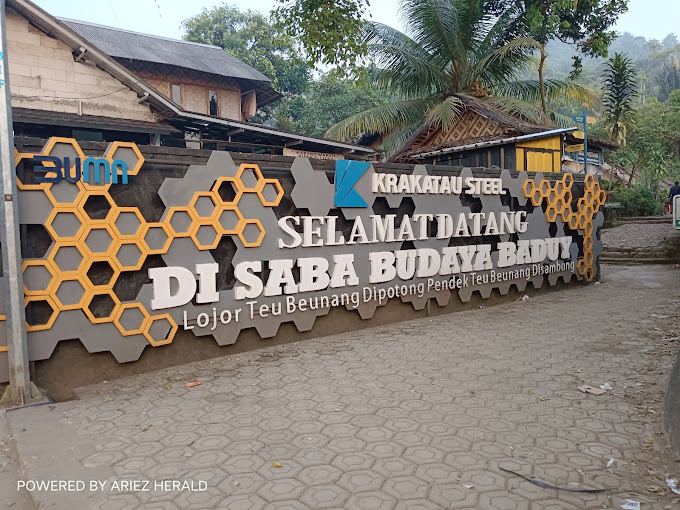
601, 53, 638, 146
182, 4, 310, 94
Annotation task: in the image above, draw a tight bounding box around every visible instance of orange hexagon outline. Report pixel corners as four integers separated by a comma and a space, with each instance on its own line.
530, 188, 542, 206
164, 206, 199, 238
41, 137, 86, 179
216, 205, 244, 235
189, 191, 221, 222
521, 179, 535, 197
140, 222, 173, 255
144, 314, 178, 347
113, 302, 151, 337
111, 207, 146, 240
538, 180, 550, 198
190, 220, 222, 250
51, 276, 90, 311
235, 164, 264, 193
212, 176, 244, 206
562, 173, 574, 189
44, 179, 87, 209
47, 241, 89, 277
82, 255, 121, 291
78, 190, 118, 225
238, 218, 266, 248
15, 152, 53, 191
111, 239, 147, 272
24, 294, 59, 332
80, 223, 118, 257
22, 259, 58, 296
103, 141, 145, 176
82, 289, 121, 324
256, 178, 284, 207
45, 207, 87, 243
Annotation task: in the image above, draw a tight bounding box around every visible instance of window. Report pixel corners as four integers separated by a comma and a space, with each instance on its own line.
171, 84, 181, 105
209, 90, 218, 116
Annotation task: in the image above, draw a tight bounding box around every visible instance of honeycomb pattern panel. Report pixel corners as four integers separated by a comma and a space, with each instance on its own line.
522, 172, 603, 282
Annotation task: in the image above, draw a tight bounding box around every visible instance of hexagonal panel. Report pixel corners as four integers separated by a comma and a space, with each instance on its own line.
257, 179, 284, 206
84, 290, 120, 324
104, 141, 144, 176
213, 177, 243, 206
41, 137, 85, 172
112, 207, 145, 239
114, 303, 150, 336
545, 206, 558, 222
567, 213, 578, 230
112, 240, 146, 271
562, 172, 574, 188
84, 257, 120, 290
15, 152, 52, 191
46, 209, 86, 242
584, 235, 594, 251
141, 223, 172, 254
45, 179, 86, 208
80, 192, 116, 223
530, 188, 542, 206
144, 314, 178, 347
236, 164, 264, 192
22, 260, 57, 296
238, 219, 265, 248
216, 206, 244, 235
584, 174, 595, 189
521, 180, 535, 196
53, 277, 89, 310
48, 243, 87, 275
82, 225, 116, 256
165, 207, 197, 238
190, 192, 219, 221
25, 295, 58, 332
191, 222, 221, 250
538, 179, 550, 197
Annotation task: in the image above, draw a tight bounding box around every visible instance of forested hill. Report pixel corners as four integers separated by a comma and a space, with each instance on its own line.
544, 32, 678, 86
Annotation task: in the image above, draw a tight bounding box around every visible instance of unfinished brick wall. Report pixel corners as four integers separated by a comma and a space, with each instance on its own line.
5, 8, 156, 122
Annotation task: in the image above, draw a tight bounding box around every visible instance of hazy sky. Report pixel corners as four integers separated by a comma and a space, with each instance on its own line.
30, 0, 679, 44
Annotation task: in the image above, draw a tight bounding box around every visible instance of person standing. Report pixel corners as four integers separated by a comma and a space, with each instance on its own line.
669, 181, 680, 214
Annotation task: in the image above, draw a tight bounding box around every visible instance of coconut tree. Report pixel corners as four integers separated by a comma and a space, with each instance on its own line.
601, 53, 638, 147
326, 0, 596, 156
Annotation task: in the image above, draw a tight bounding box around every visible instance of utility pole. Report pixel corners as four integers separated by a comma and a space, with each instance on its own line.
0, 0, 31, 405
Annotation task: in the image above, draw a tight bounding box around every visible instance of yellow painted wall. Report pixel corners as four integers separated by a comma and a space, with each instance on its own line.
516, 136, 562, 173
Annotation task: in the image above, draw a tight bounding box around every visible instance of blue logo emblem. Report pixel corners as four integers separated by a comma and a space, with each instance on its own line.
334, 160, 370, 208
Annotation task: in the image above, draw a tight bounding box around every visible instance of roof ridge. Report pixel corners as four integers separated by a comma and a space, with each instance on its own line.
56, 17, 221, 50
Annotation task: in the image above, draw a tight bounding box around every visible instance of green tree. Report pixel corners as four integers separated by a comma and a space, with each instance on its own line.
601, 53, 638, 147
183, 4, 310, 94
272, 0, 369, 71
286, 74, 388, 137
487, 0, 629, 115
614, 96, 680, 187
326, 0, 595, 156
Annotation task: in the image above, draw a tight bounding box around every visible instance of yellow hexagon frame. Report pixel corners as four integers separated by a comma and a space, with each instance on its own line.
24, 295, 59, 332
22, 259, 58, 296
238, 219, 265, 248
83, 289, 121, 324
104, 141, 145, 176
256, 178, 284, 207
144, 314, 178, 347
114, 302, 151, 337
140, 222, 173, 255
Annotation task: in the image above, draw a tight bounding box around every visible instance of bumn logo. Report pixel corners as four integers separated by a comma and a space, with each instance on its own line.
31, 156, 129, 184
334, 160, 370, 208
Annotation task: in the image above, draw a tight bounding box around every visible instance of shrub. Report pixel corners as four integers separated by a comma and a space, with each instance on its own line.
615, 185, 664, 216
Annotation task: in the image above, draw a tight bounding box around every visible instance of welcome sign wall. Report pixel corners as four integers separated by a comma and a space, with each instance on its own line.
0, 138, 605, 381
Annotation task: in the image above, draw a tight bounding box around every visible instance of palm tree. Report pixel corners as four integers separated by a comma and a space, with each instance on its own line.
601, 53, 638, 147
325, 0, 595, 156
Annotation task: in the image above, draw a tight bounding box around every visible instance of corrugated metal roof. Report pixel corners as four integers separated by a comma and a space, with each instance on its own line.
59, 18, 272, 84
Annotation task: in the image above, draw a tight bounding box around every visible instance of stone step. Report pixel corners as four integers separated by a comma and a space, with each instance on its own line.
600, 257, 679, 265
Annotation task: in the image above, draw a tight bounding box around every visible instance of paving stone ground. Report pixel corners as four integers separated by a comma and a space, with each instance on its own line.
601, 222, 676, 250
2, 264, 680, 510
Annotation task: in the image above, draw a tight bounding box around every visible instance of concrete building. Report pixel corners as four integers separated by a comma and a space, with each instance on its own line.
5, 0, 375, 158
